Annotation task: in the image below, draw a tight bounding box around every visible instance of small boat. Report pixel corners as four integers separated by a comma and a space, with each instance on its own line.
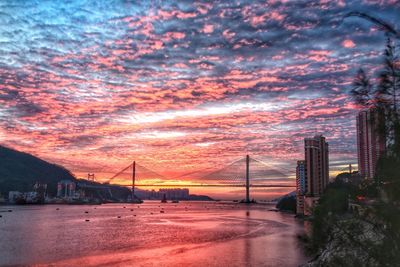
15, 196, 27, 205
161, 194, 167, 203
131, 198, 143, 204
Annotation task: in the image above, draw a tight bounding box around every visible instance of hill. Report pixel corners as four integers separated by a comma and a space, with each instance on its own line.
275, 191, 296, 213
0, 145, 76, 197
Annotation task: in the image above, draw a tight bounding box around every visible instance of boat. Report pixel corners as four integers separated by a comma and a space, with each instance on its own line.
131, 198, 143, 204
161, 194, 167, 203
171, 200, 179, 203
15, 196, 27, 205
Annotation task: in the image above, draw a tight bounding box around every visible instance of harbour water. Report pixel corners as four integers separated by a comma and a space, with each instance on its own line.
0, 202, 308, 266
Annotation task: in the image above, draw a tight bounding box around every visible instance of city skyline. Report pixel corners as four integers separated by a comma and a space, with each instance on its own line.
1, 1, 399, 186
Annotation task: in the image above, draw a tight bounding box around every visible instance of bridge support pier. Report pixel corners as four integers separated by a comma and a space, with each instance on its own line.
246, 154, 250, 203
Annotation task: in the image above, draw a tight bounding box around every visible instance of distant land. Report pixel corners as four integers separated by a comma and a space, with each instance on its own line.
0, 145, 76, 196
0, 145, 131, 200
275, 191, 296, 213
0, 145, 213, 202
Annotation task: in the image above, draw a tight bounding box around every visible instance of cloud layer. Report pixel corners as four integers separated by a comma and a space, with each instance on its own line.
0, 0, 399, 185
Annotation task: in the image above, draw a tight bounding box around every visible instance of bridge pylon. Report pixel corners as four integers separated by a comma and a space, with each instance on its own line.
132, 161, 136, 200
245, 154, 250, 203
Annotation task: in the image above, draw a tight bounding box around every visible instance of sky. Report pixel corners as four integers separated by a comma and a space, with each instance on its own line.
0, 0, 399, 196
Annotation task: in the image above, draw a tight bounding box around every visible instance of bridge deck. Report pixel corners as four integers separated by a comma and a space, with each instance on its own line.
118, 184, 295, 188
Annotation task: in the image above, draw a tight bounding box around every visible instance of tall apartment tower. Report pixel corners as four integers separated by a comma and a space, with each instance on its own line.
304, 135, 329, 197
296, 160, 307, 215
356, 109, 386, 179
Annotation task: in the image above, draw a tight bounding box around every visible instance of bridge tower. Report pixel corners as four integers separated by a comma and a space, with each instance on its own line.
87, 173, 95, 181
132, 161, 136, 200
246, 154, 250, 203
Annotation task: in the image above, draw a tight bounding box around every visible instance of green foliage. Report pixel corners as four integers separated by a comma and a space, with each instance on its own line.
351, 38, 400, 158
351, 38, 400, 112
369, 202, 400, 266
307, 175, 400, 266
308, 180, 353, 252
351, 68, 375, 108
358, 179, 378, 198
376, 155, 400, 202
377, 38, 400, 115
319, 13, 400, 267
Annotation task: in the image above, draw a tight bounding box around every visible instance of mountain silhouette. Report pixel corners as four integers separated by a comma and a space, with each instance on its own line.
0, 145, 76, 197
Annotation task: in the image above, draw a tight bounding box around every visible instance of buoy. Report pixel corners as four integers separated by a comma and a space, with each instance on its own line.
130, 209, 134, 211
85, 211, 89, 214
7, 210, 12, 212
134, 215, 137, 217
56, 208, 60, 210
160, 210, 164, 213
117, 216, 121, 218
85, 219, 90, 222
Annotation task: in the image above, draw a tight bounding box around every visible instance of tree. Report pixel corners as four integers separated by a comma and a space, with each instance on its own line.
351, 68, 375, 108
377, 38, 400, 114
347, 12, 400, 156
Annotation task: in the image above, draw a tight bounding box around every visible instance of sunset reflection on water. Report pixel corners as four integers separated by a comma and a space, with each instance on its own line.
0, 202, 308, 266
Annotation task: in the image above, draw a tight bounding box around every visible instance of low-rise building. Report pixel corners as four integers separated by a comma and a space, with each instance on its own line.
57, 180, 84, 199
8, 191, 23, 203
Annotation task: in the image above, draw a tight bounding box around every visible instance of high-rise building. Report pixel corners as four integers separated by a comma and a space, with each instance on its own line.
356, 109, 386, 179
296, 160, 307, 194
296, 135, 329, 215
304, 135, 329, 196
296, 160, 306, 215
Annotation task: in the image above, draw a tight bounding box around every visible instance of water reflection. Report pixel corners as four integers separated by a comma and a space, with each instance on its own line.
244, 208, 252, 266
0, 202, 308, 266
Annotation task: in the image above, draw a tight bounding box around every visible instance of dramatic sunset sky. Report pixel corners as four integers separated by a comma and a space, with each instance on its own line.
0, 1, 399, 193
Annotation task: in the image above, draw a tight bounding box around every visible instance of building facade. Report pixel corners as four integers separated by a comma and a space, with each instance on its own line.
304, 135, 329, 197
159, 188, 189, 200
57, 180, 77, 198
135, 188, 190, 200
296, 160, 307, 193
296, 135, 329, 215
296, 160, 306, 215
356, 109, 386, 179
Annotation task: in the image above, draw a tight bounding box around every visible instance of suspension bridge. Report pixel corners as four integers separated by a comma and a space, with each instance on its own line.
100, 155, 296, 203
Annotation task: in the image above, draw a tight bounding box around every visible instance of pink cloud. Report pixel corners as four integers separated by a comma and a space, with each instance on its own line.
222, 29, 235, 40
202, 24, 214, 34
164, 32, 186, 41
342, 39, 356, 48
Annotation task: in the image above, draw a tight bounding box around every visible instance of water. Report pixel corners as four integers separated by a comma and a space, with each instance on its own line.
0, 202, 308, 267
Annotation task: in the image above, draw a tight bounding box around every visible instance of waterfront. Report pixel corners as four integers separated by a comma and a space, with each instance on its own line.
0, 202, 307, 266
